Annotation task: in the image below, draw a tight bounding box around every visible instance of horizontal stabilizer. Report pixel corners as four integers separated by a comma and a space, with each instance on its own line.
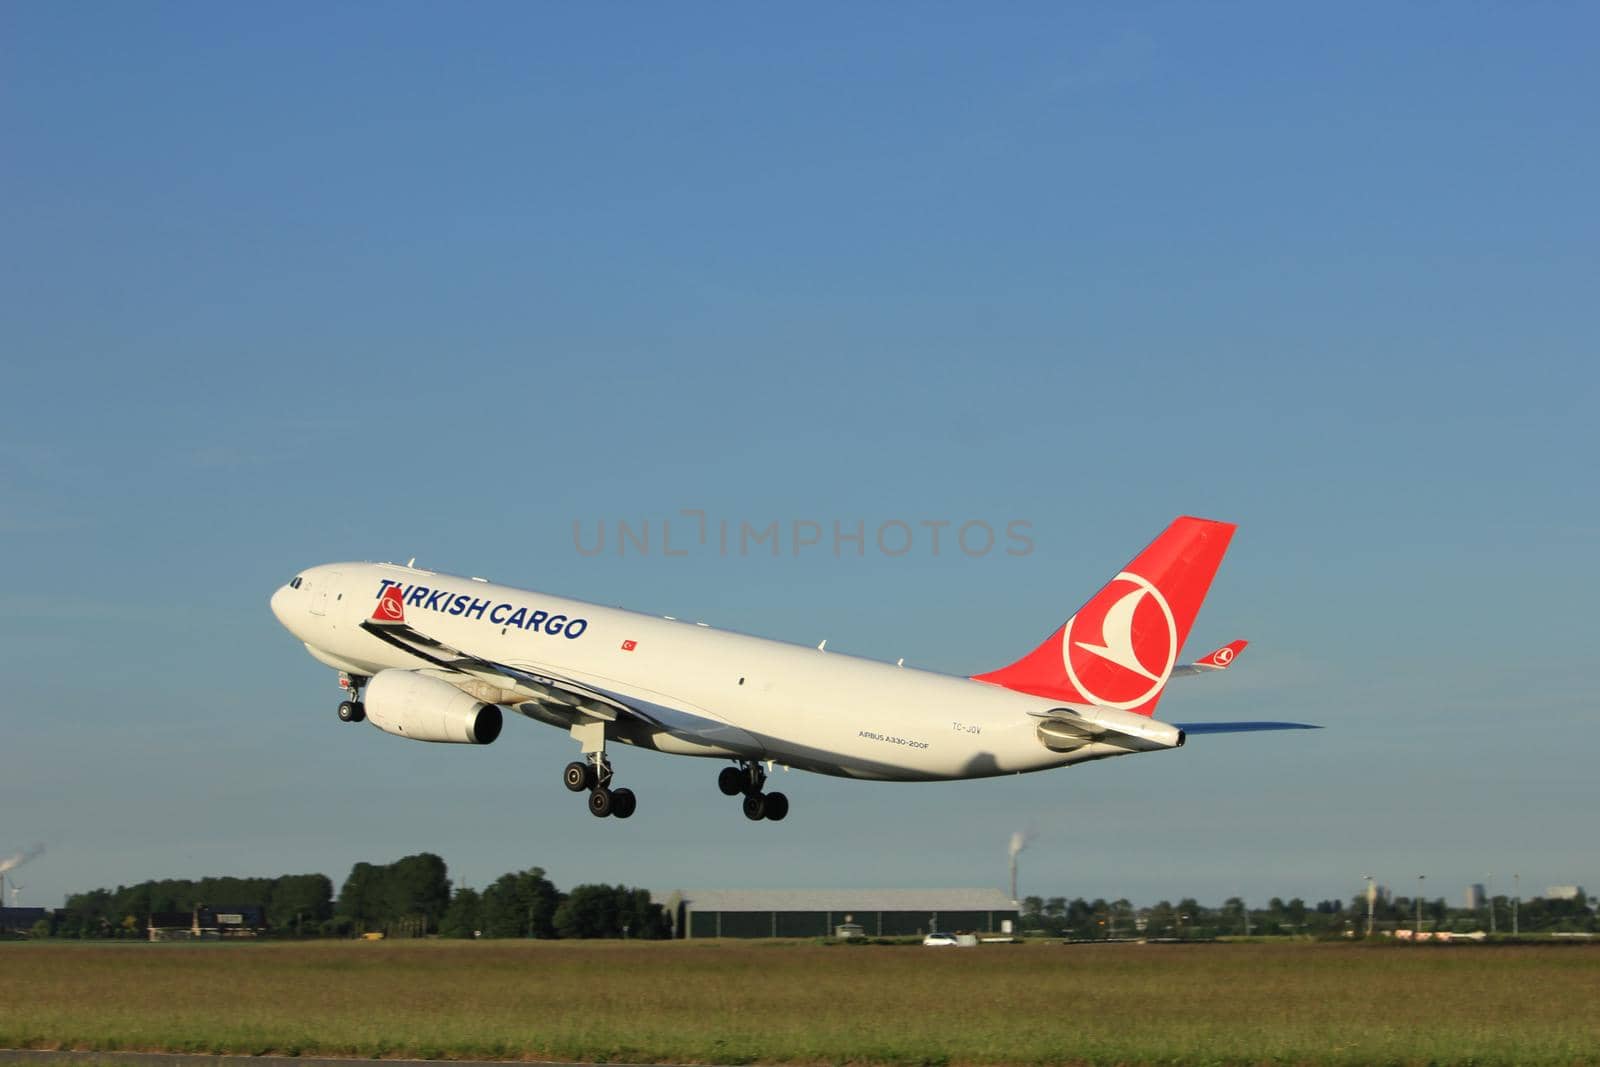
1176, 721, 1321, 734
1028, 707, 1182, 752
1170, 639, 1249, 676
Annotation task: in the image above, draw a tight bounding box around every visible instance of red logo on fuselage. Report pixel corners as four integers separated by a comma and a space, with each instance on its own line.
620, 639, 637, 651
1060, 571, 1178, 710
375, 588, 405, 621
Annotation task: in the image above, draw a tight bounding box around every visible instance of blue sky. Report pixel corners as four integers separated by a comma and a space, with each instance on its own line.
3, 3, 1596, 912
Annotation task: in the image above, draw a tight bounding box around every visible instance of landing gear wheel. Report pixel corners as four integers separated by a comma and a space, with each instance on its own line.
563, 761, 593, 793
588, 787, 614, 818
763, 791, 789, 822
610, 787, 636, 819
742, 793, 767, 821
717, 766, 744, 796
337, 700, 365, 723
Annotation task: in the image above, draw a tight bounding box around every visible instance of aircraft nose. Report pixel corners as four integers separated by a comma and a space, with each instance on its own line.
270, 585, 291, 629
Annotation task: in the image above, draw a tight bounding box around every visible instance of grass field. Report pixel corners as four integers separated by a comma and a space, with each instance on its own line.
2, 939, 1598, 1066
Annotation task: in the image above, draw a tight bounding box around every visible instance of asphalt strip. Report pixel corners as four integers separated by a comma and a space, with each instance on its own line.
0, 1053, 717, 1067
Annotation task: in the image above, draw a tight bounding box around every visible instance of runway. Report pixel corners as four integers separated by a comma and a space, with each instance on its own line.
0, 1053, 697, 1067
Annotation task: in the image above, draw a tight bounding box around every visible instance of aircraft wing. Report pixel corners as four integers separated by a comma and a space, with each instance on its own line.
360, 587, 659, 727
1174, 721, 1321, 734
1028, 701, 1319, 749
1169, 639, 1248, 676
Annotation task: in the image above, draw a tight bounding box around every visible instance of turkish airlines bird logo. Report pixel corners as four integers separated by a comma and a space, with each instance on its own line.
374, 588, 406, 622
1212, 645, 1235, 666
1060, 571, 1177, 710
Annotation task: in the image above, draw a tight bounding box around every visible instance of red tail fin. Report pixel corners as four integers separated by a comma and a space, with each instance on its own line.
972, 516, 1236, 716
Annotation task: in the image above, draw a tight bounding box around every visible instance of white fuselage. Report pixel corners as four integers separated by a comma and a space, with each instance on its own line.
270, 562, 1178, 781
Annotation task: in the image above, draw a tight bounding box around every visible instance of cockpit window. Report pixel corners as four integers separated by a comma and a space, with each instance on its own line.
290, 577, 303, 589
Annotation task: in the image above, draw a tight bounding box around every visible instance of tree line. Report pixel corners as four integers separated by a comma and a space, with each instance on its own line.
33, 860, 1593, 941
1019, 891, 1598, 939
41, 853, 669, 940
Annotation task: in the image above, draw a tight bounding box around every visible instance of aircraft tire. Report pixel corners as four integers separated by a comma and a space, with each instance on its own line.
741, 792, 767, 821
610, 787, 636, 819
717, 766, 744, 796
588, 786, 614, 818
763, 791, 789, 822
337, 700, 365, 723
563, 761, 591, 792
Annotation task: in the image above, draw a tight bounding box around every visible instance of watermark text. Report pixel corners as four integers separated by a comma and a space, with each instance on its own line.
572, 510, 1033, 560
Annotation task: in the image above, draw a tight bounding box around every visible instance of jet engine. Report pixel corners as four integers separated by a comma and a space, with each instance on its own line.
364, 669, 504, 745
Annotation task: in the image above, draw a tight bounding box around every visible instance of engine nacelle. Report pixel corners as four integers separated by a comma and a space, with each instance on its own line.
364, 669, 504, 745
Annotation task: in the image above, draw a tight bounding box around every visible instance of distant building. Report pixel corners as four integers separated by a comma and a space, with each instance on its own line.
0, 906, 49, 935
1465, 884, 1487, 909
1545, 886, 1587, 902
148, 905, 266, 941
659, 889, 1018, 939
148, 911, 196, 941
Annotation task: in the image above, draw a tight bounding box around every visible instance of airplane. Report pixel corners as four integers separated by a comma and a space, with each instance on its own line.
269, 515, 1316, 822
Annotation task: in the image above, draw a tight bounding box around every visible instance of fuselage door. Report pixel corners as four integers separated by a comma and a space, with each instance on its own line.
310, 572, 341, 617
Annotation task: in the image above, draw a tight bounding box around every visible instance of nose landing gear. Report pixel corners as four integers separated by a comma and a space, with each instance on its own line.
336, 673, 368, 723
719, 760, 788, 822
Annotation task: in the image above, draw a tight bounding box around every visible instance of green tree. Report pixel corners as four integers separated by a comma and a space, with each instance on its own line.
1172, 898, 1197, 938
554, 885, 617, 939
337, 862, 381, 932
385, 853, 452, 933
479, 867, 563, 938
479, 874, 524, 937
1066, 898, 1096, 938
1111, 898, 1133, 937
621, 888, 671, 939
440, 888, 482, 939
551, 884, 668, 939
269, 874, 335, 934
1087, 898, 1111, 939
58, 888, 114, 939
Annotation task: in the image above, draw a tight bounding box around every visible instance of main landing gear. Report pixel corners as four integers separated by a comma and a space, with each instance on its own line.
336, 673, 368, 723
563, 753, 636, 819
718, 761, 788, 822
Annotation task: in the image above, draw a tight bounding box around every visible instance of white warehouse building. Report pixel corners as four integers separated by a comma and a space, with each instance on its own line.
659, 888, 1018, 939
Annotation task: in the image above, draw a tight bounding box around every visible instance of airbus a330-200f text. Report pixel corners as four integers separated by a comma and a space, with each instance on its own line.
269, 516, 1315, 822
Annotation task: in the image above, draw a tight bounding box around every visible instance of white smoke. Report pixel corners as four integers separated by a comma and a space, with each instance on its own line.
1007, 829, 1036, 902
0, 843, 45, 875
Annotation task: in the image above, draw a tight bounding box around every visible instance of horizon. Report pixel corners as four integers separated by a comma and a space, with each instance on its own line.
4, 845, 1588, 915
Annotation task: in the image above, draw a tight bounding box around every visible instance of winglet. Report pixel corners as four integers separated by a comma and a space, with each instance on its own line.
1194, 639, 1247, 670
371, 584, 407, 624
